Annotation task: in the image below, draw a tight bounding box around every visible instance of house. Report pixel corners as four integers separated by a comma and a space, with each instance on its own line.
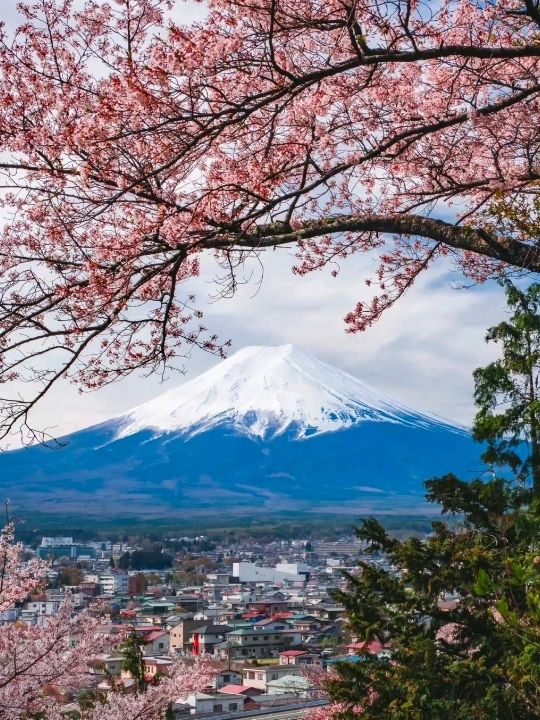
143, 656, 173, 681
190, 624, 232, 655
217, 685, 263, 698
216, 686, 264, 711
212, 669, 244, 690
170, 620, 206, 654
215, 628, 292, 661
242, 664, 302, 691
79, 582, 100, 598
175, 691, 245, 715
266, 674, 313, 697
289, 614, 323, 632
88, 654, 124, 680
194, 605, 224, 621
139, 601, 177, 617
308, 604, 346, 621
134, 625, 163, 639
173, 595, 202, 613
279, 650, 322, 666
246, 599, 291, 616
141, 629, 170, 655
252, 617, 288, 631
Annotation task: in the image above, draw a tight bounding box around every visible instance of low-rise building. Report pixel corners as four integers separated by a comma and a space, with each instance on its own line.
212, 669, 244, 690
266, 674, 313, 697
216, 628, 293, 661
37, 537, 96, 559
142, 629, 170, 655
279, 650, 322, 666
99, 571, 129, 595
190, 624, 232, 655
175, 691, 245, 715
242, 665, 302, 691
170, 620, 205, 654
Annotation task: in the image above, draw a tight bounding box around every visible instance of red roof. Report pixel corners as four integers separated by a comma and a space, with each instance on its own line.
218, 685, 262, 695
347, 641, 390, 654
135, 626, 162, 634
279, 650, 308, 657
272, 612, 294, 619
142, 630, 167, 642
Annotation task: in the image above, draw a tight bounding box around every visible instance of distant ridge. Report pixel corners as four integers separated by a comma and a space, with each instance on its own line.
0, 345, 482, 518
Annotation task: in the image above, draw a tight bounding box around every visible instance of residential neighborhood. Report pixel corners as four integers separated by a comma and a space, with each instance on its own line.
2, 532, 392, 718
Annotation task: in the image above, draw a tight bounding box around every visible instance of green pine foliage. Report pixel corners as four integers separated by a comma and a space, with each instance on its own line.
473, 281, 540, 499
327, 282, 540, 719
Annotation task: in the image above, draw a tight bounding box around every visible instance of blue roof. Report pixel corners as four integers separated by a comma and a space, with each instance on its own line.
325, 655, 365, 664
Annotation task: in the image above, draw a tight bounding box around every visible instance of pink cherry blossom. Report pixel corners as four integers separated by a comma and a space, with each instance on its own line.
0, 523, 214, 719
0, 0, 540, 438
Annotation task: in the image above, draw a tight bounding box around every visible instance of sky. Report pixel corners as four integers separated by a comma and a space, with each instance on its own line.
0, 0, 512, 445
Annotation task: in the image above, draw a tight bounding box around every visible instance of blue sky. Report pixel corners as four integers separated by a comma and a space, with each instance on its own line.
0, 0, 511, 443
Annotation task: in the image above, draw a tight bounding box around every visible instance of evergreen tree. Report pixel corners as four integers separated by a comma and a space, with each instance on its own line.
473, 281, 540, 500
120, 630, 146, 693
326, 284, 540, 719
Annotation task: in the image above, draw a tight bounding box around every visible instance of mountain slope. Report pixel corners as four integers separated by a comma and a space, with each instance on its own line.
117, 344, 458, 440
0, 345, 484, 518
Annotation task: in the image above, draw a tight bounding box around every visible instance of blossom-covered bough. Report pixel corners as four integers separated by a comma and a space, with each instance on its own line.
1, 0, 540, 441
0, 523, 214, 719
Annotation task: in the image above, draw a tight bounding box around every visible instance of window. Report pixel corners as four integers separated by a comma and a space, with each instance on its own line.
263, 636, 269, 640
271, 674, 278, 680
229, 704, 238, 711
214, 704, 223, 712
223, 674, 230, 682
158, 643, 164, 649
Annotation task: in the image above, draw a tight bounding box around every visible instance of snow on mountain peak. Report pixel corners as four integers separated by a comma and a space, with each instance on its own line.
116, 344, 456, 441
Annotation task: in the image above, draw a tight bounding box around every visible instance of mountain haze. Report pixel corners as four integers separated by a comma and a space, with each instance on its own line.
1, 345, 485, 518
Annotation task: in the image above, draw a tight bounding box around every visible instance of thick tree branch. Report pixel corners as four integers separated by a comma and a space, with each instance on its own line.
209, 214, 540, 272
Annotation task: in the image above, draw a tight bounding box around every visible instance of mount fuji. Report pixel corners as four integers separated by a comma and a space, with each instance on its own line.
0, 345, 485, 518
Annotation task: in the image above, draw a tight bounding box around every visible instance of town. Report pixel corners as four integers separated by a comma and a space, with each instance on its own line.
1, 532, 391, 719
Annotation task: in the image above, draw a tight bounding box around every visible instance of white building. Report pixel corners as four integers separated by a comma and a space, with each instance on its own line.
99, 571, 129, 595
26, 600, 61, 616
174, 692, 245, 715
232, 562, 308, 584
242, 665, 302, 691
266, 675, 312, 697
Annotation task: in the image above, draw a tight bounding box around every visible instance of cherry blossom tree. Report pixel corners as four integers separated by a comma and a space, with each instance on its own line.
1, 0, 540, 438
0, 523, 213, 719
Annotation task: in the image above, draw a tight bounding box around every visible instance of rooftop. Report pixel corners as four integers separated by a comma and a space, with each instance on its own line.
279, 650, 309, 657
218, 685, 262, 695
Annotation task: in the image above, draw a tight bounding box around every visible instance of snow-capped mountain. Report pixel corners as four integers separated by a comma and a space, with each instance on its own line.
0, 345, 483, 519
117, 344, 456, 441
